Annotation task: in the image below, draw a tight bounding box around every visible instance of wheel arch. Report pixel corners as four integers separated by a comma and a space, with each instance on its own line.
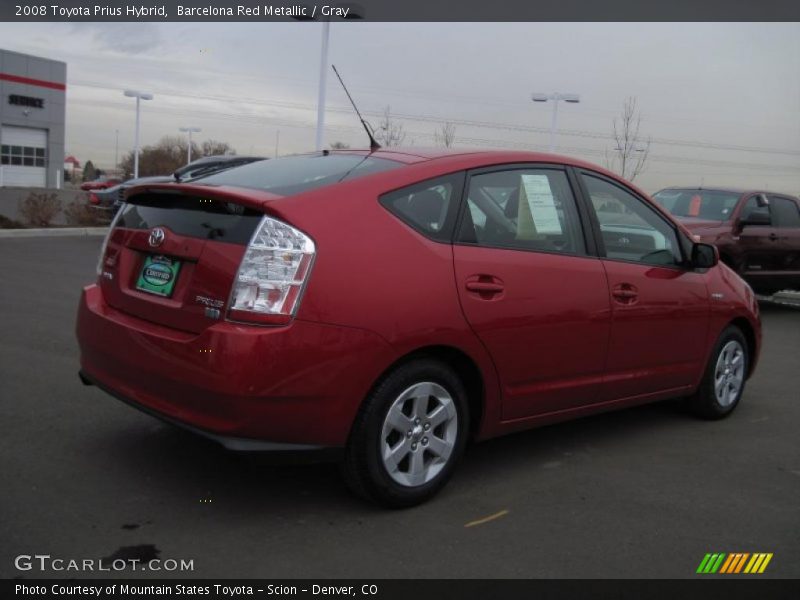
729, 317, 757, 379
364, 345, 486, 440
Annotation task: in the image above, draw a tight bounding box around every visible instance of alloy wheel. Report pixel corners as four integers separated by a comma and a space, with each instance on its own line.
714, 340, 745, 407
380, 382, 458, 487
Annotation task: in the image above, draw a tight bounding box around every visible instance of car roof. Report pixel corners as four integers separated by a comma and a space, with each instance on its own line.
329, 147, 614, 170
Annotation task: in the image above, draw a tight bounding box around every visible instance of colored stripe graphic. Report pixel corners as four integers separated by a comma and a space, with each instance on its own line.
719, 554, 736, 573
697, 554, 713, 573
745, 553, 773, 574
710, 553, 726, 573
699, 552, 773, 574
758, 554, 773, 573
733, 553, 749, 573
697, 553, 727, 573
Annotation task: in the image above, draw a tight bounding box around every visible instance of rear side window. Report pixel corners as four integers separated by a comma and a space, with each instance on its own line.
117, 194, 263, 245
769, 196, 800, 228
457, 168, 585, 255
379, 173, 465, 242
197, 153, 401, 196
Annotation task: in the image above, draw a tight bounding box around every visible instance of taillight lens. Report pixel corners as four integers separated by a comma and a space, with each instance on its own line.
89, 193, 100, 205
96, 206, 124, 276
228, 215, 315, 325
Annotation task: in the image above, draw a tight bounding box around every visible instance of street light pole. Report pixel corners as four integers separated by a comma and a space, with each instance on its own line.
531, 92, 581, 152
123, 90, 153, 178
179, 127, 202, 164
294, 5, 363, 152
315, 19, 330, 151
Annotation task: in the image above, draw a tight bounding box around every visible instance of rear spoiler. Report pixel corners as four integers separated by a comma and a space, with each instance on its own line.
123, 183, 281, 212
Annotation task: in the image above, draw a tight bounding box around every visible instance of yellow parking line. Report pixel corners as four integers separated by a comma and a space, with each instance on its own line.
464, 509, 509, 528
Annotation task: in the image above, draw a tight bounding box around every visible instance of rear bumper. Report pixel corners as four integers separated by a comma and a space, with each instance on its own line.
79, 369, 340, 455
76, 284, 394, 448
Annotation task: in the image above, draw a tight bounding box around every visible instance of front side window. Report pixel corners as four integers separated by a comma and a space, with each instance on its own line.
582, 173, 683, 266
739, 195, 772, 225
768, 196, 800, 228
457, 168, 585, 255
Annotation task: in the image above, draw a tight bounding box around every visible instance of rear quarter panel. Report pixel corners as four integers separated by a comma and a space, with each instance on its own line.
261, 157, 507, 438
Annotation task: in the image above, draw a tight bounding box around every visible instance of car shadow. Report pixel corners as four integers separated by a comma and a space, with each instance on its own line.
87, 397, 694, 515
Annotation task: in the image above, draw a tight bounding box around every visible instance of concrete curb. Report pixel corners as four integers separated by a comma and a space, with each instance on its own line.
758, 291, 800, 308
0, 227, 108, 238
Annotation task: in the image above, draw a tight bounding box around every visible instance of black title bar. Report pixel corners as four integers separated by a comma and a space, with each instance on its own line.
2, 0, 800, 22
5, 579, 800, 600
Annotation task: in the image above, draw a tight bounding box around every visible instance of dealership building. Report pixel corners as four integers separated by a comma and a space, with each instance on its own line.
0, 49, 66, 188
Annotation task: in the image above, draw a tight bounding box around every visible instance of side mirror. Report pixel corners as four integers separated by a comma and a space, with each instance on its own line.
692, 242, 718, 269
739, 208, 770, 227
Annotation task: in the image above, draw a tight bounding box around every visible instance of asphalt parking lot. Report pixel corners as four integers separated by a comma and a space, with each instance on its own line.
1, 235, 798, 579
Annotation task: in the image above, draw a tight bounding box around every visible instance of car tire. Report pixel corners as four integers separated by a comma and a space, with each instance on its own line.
687, 326, 749, 420
342, 359, 469, 508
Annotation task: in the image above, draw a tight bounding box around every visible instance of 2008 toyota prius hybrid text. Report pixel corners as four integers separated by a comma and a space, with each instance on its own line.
76, 149, 761, 507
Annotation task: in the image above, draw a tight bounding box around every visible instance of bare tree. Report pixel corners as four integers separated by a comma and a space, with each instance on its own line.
201, 139, 235, 156
329, 141, 350, 150
120, 135, 237, 178
375, 106, 406, 147
606, 97, 651, 182
434, 122, 456, 148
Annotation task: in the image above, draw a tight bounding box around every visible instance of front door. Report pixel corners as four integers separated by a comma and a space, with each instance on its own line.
577, 171, 710, 401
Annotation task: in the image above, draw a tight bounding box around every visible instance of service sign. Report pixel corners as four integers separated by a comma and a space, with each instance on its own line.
8, 94, 44, 109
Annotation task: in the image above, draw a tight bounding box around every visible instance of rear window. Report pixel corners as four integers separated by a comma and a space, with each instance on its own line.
117, 194, 263, 245
379, 173, 465, 242
653, 189, 741, 221
195, 153, 402, 196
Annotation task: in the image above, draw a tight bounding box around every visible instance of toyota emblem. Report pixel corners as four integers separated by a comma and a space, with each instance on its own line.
149, 228, 166, 247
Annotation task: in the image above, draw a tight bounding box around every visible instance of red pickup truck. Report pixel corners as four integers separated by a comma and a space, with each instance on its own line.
653, 187, 800, 295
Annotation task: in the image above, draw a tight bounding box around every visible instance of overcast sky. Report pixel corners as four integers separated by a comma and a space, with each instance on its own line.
1, 22, 798, 193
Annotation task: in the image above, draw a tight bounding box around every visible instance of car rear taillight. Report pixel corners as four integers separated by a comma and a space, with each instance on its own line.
89, 193, 100, 205
96, 207, 124, 276
227, 215, 315, 325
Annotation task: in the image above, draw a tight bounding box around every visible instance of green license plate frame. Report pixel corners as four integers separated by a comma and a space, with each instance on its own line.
135, 254, 182, 297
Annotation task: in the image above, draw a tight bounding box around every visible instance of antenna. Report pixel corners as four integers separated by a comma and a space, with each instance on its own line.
331, 64, 381, 152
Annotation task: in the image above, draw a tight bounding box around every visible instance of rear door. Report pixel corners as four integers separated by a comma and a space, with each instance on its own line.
576, 171, 709, 401
768, 195, 800, 290
452, 165, 611, 420
99, 191, 264, 334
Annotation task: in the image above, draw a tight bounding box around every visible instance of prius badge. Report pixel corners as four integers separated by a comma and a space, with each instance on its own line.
149, 227, 166, 247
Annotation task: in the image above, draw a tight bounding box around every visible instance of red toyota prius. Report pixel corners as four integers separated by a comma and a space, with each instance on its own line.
76, 149, 761, 507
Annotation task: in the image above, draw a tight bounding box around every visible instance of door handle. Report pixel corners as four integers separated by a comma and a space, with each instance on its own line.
465, 281, 504, 293
768, 233, 778, 241
464, 275, 505, 298
612, 283, 639, 305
